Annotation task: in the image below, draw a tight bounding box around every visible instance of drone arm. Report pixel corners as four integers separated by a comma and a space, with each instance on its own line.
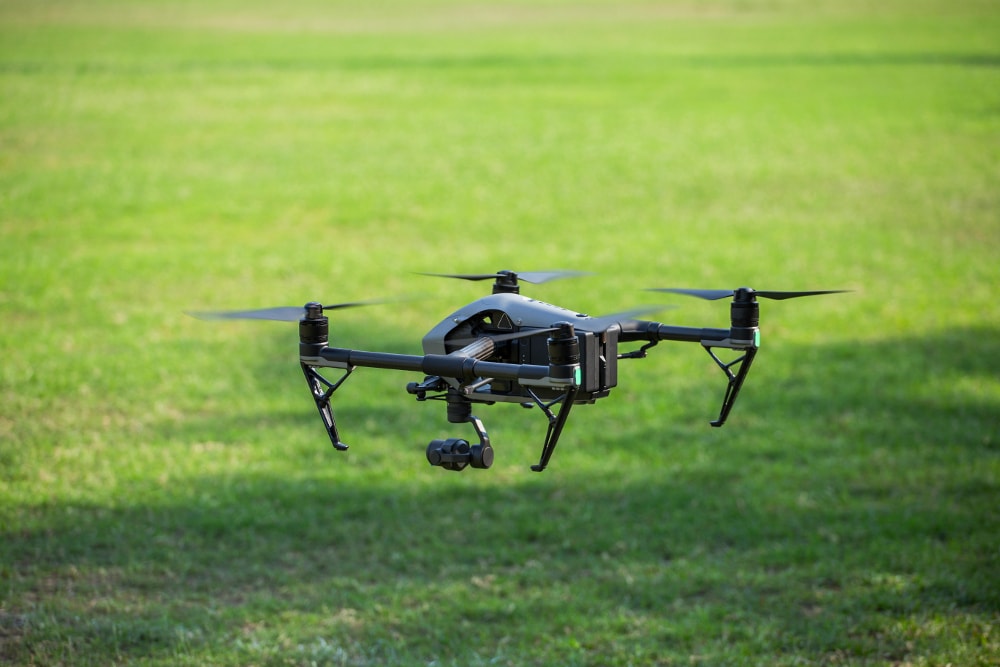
618, 321, 733, 346
316, 347, 554, 384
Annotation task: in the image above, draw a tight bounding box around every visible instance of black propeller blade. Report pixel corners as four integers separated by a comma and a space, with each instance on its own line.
583, 305, 676, 328
187, 300, 384, 322
649, 288, 849, 301
420, 270, 591, 284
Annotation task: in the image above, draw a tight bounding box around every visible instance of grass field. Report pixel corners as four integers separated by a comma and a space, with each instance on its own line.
1, 1, 998, 665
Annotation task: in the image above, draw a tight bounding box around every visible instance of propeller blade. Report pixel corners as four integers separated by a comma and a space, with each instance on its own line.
649, 288, 849, 301
648, 288, 735, 301
188, 306, 307, 321
752, 290, 851, 300
516, 270, 592, 284
419, 270, 590, 284
420, 272, 502, 282
187, 300, 386, 322
583, 305, 675, 329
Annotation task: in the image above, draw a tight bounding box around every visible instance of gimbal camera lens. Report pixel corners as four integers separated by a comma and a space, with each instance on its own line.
426, 438, 470, 471
426, 438, 493, 471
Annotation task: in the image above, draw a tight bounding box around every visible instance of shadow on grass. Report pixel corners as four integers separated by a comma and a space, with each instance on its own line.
749, 324, 1000, 450
7, 52, 997, 76
3, 327, 998, 665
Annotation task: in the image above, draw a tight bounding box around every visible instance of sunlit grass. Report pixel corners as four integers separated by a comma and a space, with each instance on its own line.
2, 1, 998, 665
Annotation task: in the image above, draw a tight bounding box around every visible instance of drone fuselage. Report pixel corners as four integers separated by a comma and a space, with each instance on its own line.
421, 293, 620, 405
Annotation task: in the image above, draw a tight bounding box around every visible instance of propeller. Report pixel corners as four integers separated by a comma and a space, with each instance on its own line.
187, 300, 385, 322
648, 288, 849, 301
420, 270, 591, 284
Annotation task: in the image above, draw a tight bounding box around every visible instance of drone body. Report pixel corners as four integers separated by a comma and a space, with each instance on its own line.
421, 291, 622, 405
193, 270, 845, 472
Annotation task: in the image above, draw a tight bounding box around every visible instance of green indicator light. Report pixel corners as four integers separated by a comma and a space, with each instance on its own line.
574, 367, 582, 385
754, 330, 761, 347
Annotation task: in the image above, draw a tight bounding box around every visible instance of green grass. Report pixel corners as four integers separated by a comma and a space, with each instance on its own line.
1, 0, 998, 665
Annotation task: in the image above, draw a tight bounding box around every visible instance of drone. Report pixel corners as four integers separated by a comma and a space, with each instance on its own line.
192, 270, 845, 472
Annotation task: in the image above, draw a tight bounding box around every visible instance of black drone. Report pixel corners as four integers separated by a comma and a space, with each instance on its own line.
192, 270, 845, 472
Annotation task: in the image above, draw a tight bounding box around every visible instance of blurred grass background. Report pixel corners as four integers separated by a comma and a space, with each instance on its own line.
1, 1, 998, 665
